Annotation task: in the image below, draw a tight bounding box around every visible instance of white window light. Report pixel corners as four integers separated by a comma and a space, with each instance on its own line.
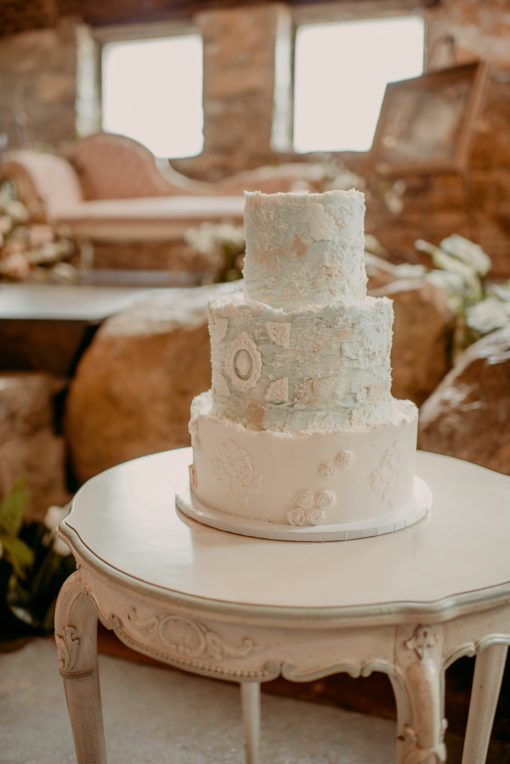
102, 34, 204, 158
293, 15, 425, 153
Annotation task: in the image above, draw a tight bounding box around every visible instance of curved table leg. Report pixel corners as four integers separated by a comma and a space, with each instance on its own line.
240, 681, 261, 764
54, 571, 106, 764
461, 644, 508, 764
389, 672, 414, 764
394, 625, 447, 764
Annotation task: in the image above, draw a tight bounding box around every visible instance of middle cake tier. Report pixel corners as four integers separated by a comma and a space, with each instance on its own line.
209, 290, 394, 432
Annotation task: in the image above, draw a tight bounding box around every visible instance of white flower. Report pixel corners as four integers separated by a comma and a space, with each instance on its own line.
185, 222, 245, 262
440, 234, 491, 277
318, 461, 336, 479
6, 200, 30, 224
293, 490, 314, 510
315, 490, 336, 509
44, 503, 70, 532
466, 297, 510, 336
335, 450, 355, 469
307, 508, 326, 526
287, 508, 306, 526
44, 503, 72, 555
53, 536, 71, 557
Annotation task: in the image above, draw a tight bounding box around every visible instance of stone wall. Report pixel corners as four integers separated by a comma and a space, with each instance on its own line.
189, 3, 293, 180
0, 1, 508, 277
366, 0, 510, 279
0, 21, 80, 150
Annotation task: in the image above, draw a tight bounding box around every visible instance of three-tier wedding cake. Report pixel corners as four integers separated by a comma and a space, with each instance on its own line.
176, 190, 431, 540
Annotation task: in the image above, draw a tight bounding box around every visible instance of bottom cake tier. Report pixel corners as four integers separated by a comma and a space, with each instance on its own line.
178, 391, 432, 541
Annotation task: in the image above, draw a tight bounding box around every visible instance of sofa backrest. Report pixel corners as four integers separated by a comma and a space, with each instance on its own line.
66, 132, 197, 200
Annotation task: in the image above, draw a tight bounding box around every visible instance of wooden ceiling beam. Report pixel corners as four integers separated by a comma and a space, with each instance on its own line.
0, 0, 439, 40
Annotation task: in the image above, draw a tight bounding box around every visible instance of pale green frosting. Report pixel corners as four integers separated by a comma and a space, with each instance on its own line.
243, 189, 366, 310
209, 292, 394, 432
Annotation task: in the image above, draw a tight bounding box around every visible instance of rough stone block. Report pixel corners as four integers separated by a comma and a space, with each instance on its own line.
0, 372, 69, 521
418, 326, 510, 474
372, 279, 455, 406
65, 282, 240, 484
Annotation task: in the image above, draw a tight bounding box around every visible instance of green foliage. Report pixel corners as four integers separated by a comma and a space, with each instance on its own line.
0, 477, 75, 640
0, 476, 34, 577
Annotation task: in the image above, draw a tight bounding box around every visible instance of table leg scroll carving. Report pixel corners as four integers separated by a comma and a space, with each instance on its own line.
241, 682, 261, 764
54, 571, 106, 764
394, 624, 447, 764
461, 643, 508, 764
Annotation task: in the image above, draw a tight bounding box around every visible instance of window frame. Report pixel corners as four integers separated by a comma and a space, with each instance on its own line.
93, 21, 204, 157
290, 3, 426, 154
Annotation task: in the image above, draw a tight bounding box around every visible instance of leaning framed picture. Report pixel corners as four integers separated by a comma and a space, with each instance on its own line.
368, 61, 487, 175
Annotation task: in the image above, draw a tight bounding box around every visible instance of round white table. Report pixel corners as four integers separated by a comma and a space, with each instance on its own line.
55, 449, 510, 764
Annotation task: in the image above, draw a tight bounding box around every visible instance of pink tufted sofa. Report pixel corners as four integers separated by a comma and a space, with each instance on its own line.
0, 133, 252, 244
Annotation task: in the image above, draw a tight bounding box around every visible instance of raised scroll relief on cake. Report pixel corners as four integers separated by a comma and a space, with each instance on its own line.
265, 321, 291, 348
214, 372, 231, 397
225, 332, 262, 391
306, 201, 337, 241
210, 315, 229, 343
265, 377, 288, 404
213, 440, 262, 502
311, 377, 336, 399
370, 441, 400, 505
287, 489, 336, 526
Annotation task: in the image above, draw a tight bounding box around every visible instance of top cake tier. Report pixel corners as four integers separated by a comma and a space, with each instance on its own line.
243, 189, 367, 310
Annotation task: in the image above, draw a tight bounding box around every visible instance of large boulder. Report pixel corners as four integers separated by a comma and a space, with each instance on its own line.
65, 282, 240, 484
66, 277, 455, 484
372, 279, 455, 406
0, 372, 69, 521
418, 326, 510, 474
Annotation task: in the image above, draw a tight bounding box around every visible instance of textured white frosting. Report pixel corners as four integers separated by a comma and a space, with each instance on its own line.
186, 189, 421, 534
190, 391, 418, 527
209, 291, 394, 432
243, 190, 366, 310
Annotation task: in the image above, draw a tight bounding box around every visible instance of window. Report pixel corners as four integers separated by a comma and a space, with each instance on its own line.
102, 34, 203, 158
293, 16, 425, 153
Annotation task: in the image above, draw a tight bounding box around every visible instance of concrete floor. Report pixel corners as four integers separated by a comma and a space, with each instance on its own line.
1, 638, 508, 763
1, 638, 398, 763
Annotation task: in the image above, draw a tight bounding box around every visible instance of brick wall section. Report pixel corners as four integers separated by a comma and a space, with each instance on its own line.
0, 20, 79, 150
364, 0, 510, 278
189, 3, 291, 180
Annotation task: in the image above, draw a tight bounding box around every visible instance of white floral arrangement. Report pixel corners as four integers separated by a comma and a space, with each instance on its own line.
0, 180, 76, 282
415, 234, 510, 353
184, 222, 246, 283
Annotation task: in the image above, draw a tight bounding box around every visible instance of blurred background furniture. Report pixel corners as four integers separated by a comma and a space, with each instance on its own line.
0, 132, 310, 279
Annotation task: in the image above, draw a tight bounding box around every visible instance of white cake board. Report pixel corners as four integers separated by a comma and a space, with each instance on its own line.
175, 474, 432, 542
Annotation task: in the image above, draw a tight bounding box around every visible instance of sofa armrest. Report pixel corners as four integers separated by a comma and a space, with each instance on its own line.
1, 151, 84, 220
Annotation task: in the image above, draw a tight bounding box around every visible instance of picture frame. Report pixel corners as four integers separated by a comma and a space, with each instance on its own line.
368, 61, 487, 176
